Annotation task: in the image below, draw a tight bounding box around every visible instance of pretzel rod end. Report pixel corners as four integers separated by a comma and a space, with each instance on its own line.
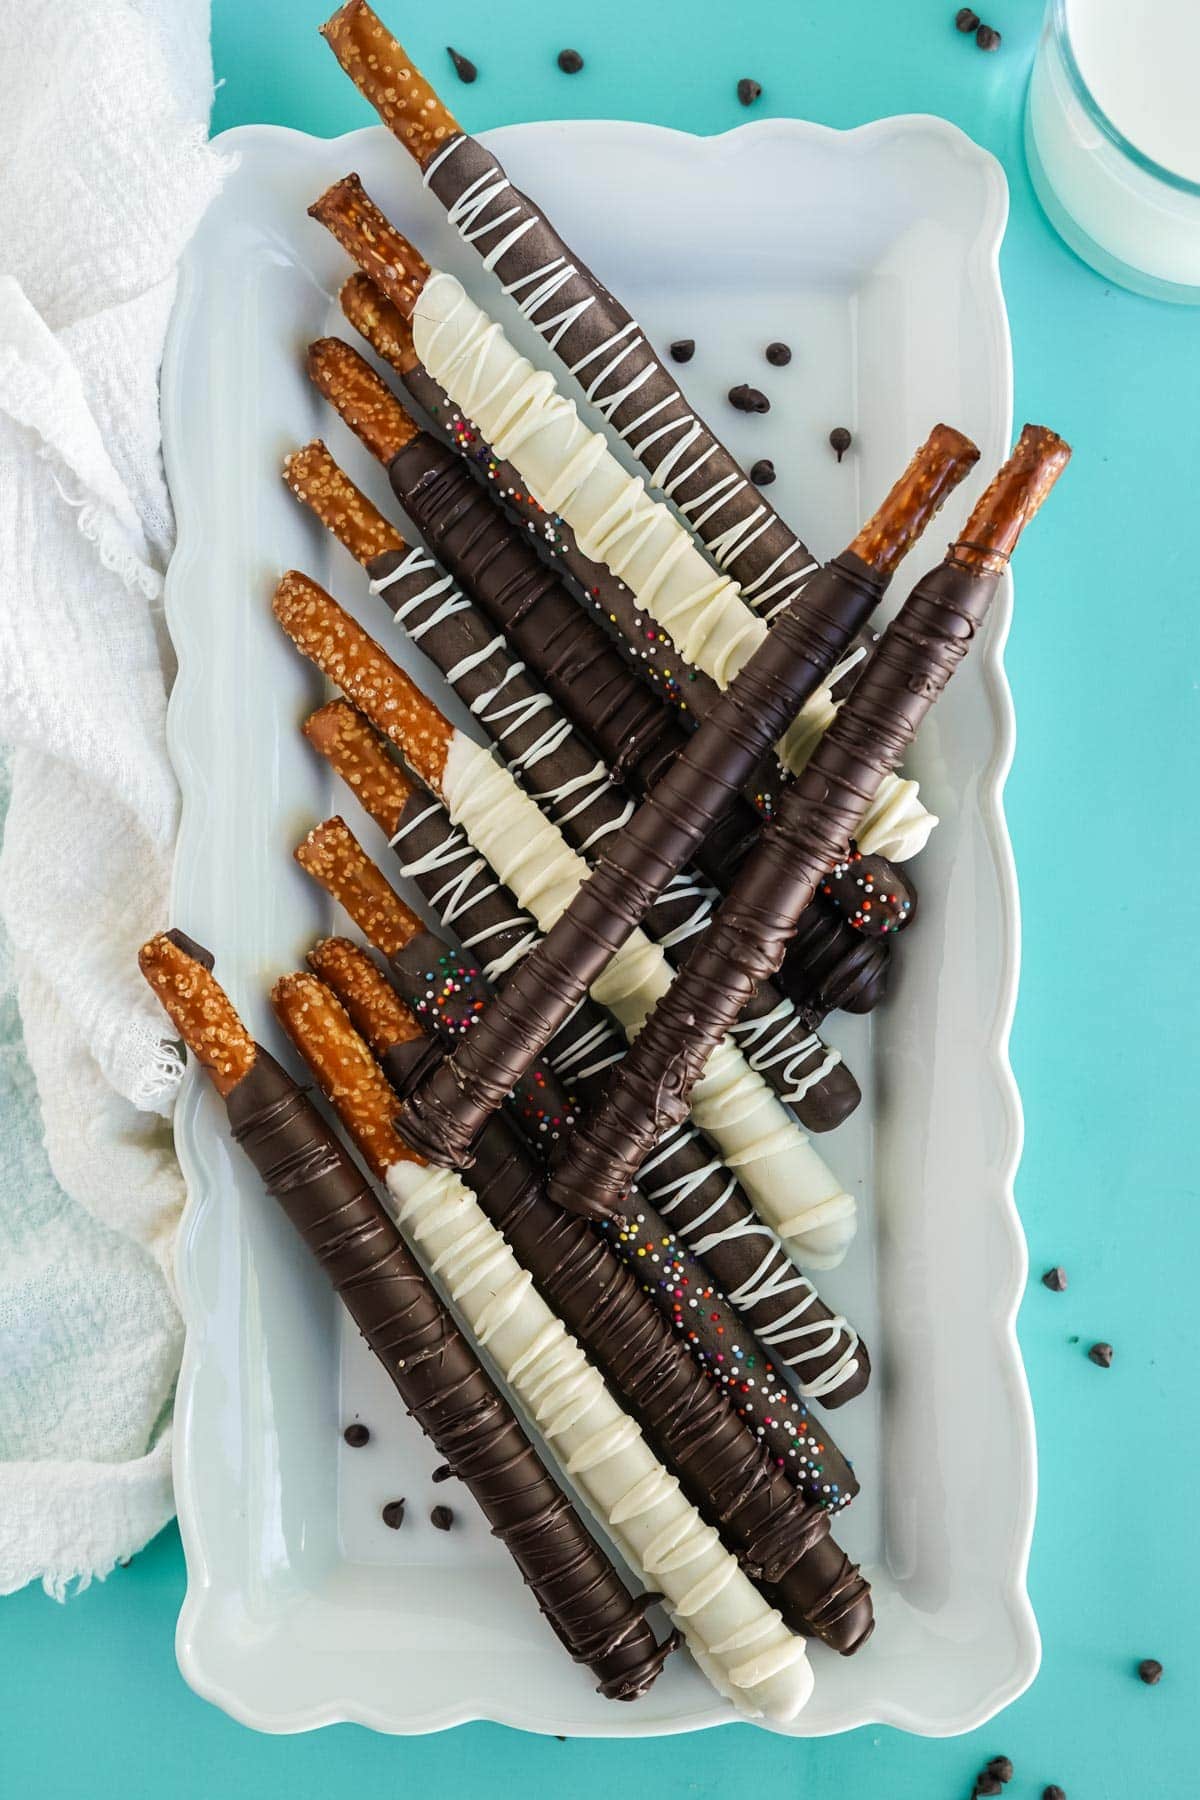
284, 439, 406, 564
954, 423, 1071, 571
139, 931, 257, 1096
320, 1, 461, 165
308, 936, 423, 1057
271, 970, 417, 1176
309, 174, 431, 319
340, 272, 417, 374
274, 572, 454, 789
303, 701, 414, 834
848, 423, 980, 577
296, 816, 422, 957
306, 338, 417, 465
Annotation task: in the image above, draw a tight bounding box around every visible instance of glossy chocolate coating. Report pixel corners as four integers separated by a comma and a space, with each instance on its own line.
548, 556, 1004, 1220
223, 1049, 675, 1698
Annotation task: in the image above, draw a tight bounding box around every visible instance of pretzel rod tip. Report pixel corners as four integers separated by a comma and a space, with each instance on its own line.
340, 272, 417, 373
321, 2, 461, 165
138, 931, 257, 1096
308, 936, 421, 1057
284, 439, 406, 565
848, 423, 980, 576
274, 571, 454, 788
955, 422, 1071, 571
306, 338, 417, 464
296, 816, 422, 957
309, 174, 431, 319
271, 970, 416, 1176
303, 701, 414, 834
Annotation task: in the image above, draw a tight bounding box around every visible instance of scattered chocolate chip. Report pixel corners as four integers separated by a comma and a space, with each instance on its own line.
447, 47, 478, 84
737, 78, 762, 107
431, 1462, 455, 1483
1043, 1788, 1066, 1800
765, 341, 792, 366
1068, 1334, 1080, 1344
431, 1504, 455, 1531
974, 1778, 1003, 1797
729, 383, 770, 414
976, 24, 1002, 50
986, 1757, 1015, 1783
669, 338, 695, 363
381, 1498, 406, 1529
956, 7, 981, 29
1139, 1657, 1164, 1685
829, 426, 853, 461
1042, 1266, 1068, 1292
557, 48, 584, 74
1088, 1341, 1114, 1367
343, 1422, 370, 1448
750, 458, 777, 487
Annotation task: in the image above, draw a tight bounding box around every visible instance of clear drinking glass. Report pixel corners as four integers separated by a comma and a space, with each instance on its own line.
1025, 0, 1200, 304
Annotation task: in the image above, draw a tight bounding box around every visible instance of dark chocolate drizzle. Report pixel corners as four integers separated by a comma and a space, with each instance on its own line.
380, 796, 865, 1484
395, 540, 885, 1167
547, 557, 1003, 1220
376, 1047, 872, 1655
364, 492, 856, 1135
387, 919, 869, 1417
423, 134, 819, 620
224, 1049, 676, 1697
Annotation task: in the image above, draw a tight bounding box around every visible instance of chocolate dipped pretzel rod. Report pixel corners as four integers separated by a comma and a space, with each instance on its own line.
274, 572, 861, 1268
274, 970, 816, 1721
304, 706, 869, 1439
137, 931, 675, 1702
543, 426, 1071, 1222
340, 269, 725, 725
324, 300, 920, 1018
303, 934, 873, 1654
298, 805, 868, 1420
349, 412, 975, 1166
309, 179, 938, 861
286, 430, 860, 1133
323, 2, 820, 622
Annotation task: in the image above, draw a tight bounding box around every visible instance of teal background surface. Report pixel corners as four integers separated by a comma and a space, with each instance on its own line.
5, 1, 1197, 1794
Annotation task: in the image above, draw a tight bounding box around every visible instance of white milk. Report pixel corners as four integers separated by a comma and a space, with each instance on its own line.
1026, 0, 1200, 299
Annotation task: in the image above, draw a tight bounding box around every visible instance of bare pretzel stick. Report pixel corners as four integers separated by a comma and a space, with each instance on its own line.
321, 1, 461, 164
284, 441, 403, 564
303, 699, 414, 833
273, 571, 453, 789
306, 339, 417, 462
341, 271, 414, 370
297, 818, 423, 958
309, 175, 430, 319
308, 936, 414, 1057
272, 973, 415, 1177
138, 931, 256, 1095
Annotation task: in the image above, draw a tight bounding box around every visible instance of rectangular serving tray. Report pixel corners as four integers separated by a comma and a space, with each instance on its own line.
162, 114, 1034, 1738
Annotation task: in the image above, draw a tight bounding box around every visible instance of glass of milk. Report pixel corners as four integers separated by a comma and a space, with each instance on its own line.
1025, 0, 1200, 302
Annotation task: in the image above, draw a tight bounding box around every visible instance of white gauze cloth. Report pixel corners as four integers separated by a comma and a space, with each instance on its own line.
0, 0, 227, 1597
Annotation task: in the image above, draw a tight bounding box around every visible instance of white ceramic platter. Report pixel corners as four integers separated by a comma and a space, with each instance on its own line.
162, 116, 1032, 1739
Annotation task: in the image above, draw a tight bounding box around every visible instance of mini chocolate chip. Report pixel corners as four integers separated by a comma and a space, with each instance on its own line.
431, 1504, 455, 1531
1088, 1341, 1114, 1367
381, 1498, 406, 1529
986, 1758, 1015, 1783
956, 7, 981, 29
1042, 1266, 1068, 1292
1068, 1334, 1080, 1344
1139, 1657, 1164, 1685
343, 1422, 370, 1447
737, 78, 762, 107
447, 47, 478, 83
431, 1462, 454, 1483
829, 426, 853, 461
729, 383, 770, 414
557, 48, 584, 74
669, 338, 695, 363
974, 1778, 1003, 1798
1043, 1788, 1066, 1800
765, 341, 792, 366
750, 459, 777, 487
976, 24, 1002, 50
